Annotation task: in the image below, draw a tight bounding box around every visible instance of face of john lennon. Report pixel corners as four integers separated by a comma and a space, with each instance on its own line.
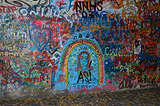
80, 53, 88, 67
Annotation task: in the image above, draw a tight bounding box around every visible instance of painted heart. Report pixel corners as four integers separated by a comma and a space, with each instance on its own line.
29, 26, 52, 52
56, 0, 64, 7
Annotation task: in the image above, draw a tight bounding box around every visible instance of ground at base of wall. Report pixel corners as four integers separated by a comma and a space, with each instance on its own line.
0, 87, 160, 106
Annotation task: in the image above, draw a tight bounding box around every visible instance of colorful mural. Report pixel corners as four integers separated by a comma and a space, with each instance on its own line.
55, 30, 105, 91
0, 0, 159, 98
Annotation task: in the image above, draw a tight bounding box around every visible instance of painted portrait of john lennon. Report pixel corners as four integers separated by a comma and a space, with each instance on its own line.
55, 30, 104, 91
75, 51, 93, 83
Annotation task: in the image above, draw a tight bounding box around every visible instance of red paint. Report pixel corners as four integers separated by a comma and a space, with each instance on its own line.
69, 85, 117, 93
71, 13, 81, 26
77, 87, 88, 92
1, 77, 22, 85
33, 76, 39, 84
61, 22, 70, 34
46, 74, 49, 84
25, 77, 32, 82
40, 75, 45, 82
10, 77, 16, 84
102, 85, 107, 90
21, 70, 26, 77
119, 79, 133, 89
56, 0, 64, 7
1, 79, 8, 86
0, 6, 16, 13
114, 56, 132, 65
110, 21, 117, 34
69, 87, 72, 93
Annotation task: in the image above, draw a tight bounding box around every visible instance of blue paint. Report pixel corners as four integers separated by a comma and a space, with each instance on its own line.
29, 26, 52, 52
0, 84, 2, 97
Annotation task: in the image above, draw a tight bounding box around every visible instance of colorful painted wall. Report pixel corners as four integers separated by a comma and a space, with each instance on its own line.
0, 0, 159, 98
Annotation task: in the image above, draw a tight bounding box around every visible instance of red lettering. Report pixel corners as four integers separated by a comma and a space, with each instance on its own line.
10, 77, 16, 84
102, 85, 107, 90
1, 79, 8, 86
33, 76, 39, 84
25, 77, 32, 82
40, 75, 45, 82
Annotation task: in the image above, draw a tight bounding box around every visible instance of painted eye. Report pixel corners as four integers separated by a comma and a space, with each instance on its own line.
36, 54, 45, 59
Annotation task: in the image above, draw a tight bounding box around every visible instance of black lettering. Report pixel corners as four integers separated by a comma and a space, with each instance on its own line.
82, 2, 88, 11
83, 71, 89, 82
97, 2, 103, 11
82, 11, 87, 18
75, 1, 82, 12
5, 0, 31, 8
77, 71, 84, 83
89, 70, 92, 81
88, 11, 94, 18
90, 1, 96, 11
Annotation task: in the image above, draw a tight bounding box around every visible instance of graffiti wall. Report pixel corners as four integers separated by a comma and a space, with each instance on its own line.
0, 0, 159, 98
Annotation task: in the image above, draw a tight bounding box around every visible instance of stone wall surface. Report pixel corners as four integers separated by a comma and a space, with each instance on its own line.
0, 0, 159, 98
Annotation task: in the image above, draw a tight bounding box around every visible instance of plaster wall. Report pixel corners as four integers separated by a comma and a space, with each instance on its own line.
0, 0, 159, 98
